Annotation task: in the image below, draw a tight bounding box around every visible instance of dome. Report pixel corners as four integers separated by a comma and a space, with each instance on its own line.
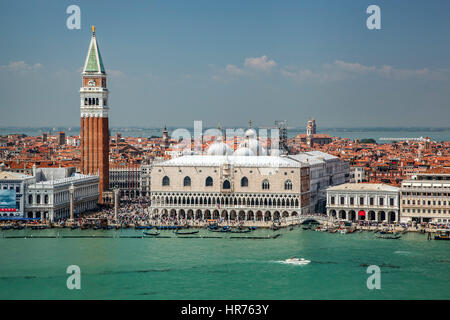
244, 128, 257, 139
238, 137, 266, 156
233, 147, 255, 156
207, 141, 233, 156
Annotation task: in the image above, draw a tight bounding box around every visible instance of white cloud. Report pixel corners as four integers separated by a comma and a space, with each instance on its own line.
0, 61, 43, 74
218, 55, 277, 79
244, 55, 277, 72
225, 64, 244, 75
281, 60, 441, 83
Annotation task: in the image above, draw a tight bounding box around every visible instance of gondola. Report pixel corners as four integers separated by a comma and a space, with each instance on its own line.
209, 226, 231, 233
174, 230, 199, 235
70, 225, 79, 230
143, 231, 160, 236
231, 229, 251, 234
31, 225, 47, 230
1, 225, 12, 230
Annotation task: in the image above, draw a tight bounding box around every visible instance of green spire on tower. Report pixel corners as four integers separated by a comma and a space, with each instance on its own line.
83, 26, 105, 74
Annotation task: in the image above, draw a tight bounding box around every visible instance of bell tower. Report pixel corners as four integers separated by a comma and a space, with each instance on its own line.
80, 26, 109, 201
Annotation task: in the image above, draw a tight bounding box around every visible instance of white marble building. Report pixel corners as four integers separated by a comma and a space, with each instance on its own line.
150, 129, 311, 221
0, 167, 35, 218
289, 151, 350, 213
25, 173, 99, 222
400, 170, 450, 224
326, 183, 400, 223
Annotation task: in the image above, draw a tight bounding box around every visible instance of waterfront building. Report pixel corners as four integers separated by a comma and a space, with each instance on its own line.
326, 183, 400, 222
289, 151, 350, 213
80, 26, 110, 201
150, 154, 310, 221
25, 168, 99, 221
400, 168, 450, 224
0, 164, 35, 217
150, 129, 311, 221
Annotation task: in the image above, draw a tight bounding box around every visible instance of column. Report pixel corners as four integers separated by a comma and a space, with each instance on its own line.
69, 184, 75, 221
114, 188, 119, 220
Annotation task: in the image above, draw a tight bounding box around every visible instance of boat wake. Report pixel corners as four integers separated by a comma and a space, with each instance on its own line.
274, 258, 311, 266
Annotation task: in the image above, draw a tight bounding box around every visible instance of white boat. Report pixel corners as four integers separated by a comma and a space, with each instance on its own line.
340, 228, 347, 234
284, 257, 311, 265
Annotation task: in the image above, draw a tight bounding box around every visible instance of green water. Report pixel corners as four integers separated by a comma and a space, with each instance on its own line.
0, 228, 449, 300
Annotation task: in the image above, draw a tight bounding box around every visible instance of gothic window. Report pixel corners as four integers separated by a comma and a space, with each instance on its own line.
183, 176, 191, 187
28, 195, 32, 204
284, 180, 293, 190
96, 98, 99, 105
223, 180, 231, 189
162, 176, 170, 186
262, 179, 270, 190
84, 98, 88, 105
205, 176, 213, 187
44, 195, 49, 204
241, 177, 248, 187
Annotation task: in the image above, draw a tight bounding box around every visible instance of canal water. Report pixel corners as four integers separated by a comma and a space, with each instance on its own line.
0, 228, 448, 299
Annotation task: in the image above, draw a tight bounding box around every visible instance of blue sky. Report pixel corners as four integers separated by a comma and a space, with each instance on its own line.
0, 0, 449, 128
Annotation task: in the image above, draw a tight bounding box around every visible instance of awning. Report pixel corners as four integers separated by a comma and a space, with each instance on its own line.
0, 217, 40, 221
358, 210, 366, 216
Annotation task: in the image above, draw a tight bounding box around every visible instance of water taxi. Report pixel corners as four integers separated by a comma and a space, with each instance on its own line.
434, 229, 450, 241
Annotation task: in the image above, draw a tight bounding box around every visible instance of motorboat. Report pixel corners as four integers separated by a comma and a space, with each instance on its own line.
434, 229, 450, 240
284, 257, 311, 265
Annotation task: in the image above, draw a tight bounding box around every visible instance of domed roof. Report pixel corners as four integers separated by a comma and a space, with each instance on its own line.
207, 141, 233, 156
233, 147, 255, 156
245, 128, 257, 139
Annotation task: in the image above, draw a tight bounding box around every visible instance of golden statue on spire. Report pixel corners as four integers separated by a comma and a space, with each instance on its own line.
91, 25, 96, 34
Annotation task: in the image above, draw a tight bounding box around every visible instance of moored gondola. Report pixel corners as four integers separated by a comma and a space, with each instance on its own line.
143, 231, 160, 236
174, 230, 199, 235
231, 229, 252, 234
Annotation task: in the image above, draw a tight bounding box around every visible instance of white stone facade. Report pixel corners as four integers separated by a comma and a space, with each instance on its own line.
150, 155, 311, 221
25, 174, 99, 222
326, 183, 400, 223
400, 171, 450, 224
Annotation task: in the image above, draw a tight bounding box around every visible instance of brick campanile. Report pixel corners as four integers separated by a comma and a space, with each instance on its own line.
80, 26, 109, 201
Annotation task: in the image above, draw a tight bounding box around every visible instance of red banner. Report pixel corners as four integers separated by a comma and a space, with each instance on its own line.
0, 208, 17, 212
358, 210, 365, 216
